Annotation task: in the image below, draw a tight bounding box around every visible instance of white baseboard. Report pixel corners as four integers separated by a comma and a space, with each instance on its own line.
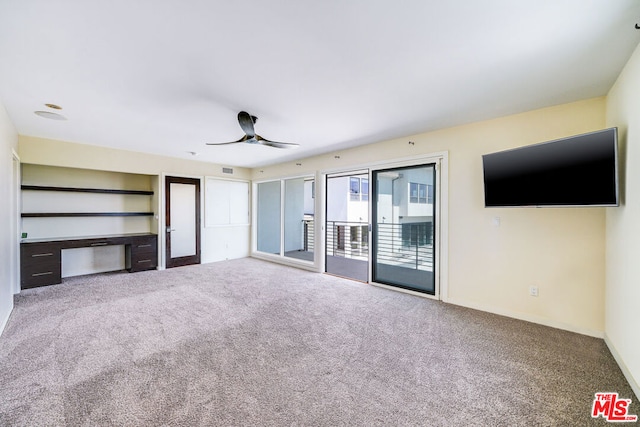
604, 334, 640, 401
250, 253, 320, 272
0, 301, 13, 338
445, 297, 604, 338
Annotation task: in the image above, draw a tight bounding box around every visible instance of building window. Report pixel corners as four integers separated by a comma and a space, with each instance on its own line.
350, 177, 360, 201
410, 182, 433, 204
349, 177, 368, 201
361, 178, 369, 202
402, 222, 432, 247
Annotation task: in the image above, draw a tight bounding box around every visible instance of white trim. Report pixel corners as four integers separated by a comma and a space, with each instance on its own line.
251, 174, 320, 270
446, 296, 604, 338
368, 152, 449, 301
314, 170, 326, 273
371, 281, 440, 301
253, 171, 316, 185
438, 154, 449, 302
604, 335, 640, 401
279, 179, 285, 256
12, 149, 20, 295
320, 152, 449, 176
325, 169, 369, 179
251, 251, 319, 272
0, 305, 10, 338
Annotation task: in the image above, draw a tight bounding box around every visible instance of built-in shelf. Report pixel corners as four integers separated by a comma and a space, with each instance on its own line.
22, 212, 154, 218
21, 185, 154, 196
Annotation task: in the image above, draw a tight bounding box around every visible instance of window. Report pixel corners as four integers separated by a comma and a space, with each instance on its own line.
350, 177, 360, 201
410, 182, 433, 204
401, 222, 432, 247
350, 176, 368, 201
361, 178, 369, 202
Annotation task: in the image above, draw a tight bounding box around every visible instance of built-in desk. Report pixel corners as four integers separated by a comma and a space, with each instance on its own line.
20, 233, 158, 289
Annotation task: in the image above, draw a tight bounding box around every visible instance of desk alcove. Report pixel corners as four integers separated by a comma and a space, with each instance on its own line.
20, 233, 158, 289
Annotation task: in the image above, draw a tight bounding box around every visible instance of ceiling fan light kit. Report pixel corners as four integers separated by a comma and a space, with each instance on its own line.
207, 111, 299, 149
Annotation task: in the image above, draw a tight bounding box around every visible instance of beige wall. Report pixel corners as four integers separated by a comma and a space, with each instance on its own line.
255, 97, 608, 336
18, 135, 251, 179
0, 100, 19, 334
606, 41, 640, 397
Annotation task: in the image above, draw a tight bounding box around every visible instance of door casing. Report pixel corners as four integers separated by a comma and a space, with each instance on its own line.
165, 176, 201, 268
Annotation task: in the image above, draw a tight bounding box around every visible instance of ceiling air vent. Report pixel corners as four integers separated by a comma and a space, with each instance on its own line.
222, 167, 233, 175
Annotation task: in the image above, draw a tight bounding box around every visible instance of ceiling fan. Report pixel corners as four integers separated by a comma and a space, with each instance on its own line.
206, 111, 299, 149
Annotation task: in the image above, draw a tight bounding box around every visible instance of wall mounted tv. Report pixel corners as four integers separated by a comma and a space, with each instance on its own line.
482, 127, 619, 207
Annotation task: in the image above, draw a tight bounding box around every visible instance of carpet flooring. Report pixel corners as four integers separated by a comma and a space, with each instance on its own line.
0, 258, 637, 426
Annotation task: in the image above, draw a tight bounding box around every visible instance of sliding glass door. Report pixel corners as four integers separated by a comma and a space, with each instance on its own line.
372, 164, 436, 294
325, 171, 369, 281
256, 177, 315, 263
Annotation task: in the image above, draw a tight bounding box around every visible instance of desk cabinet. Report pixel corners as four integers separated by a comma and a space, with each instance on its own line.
126, 235, 158, 273
21, 234, 158, 289
20, 243, 62, 288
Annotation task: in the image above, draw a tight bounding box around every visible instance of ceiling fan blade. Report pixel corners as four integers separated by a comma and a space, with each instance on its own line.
256, 135, 299, 149
206, 135, 248, 145
237, 111, 256, 138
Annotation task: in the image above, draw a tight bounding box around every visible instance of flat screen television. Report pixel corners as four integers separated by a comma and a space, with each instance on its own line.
482, 127, 619, 207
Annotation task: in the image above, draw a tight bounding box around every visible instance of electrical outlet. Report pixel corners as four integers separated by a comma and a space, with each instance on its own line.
529, 286, 539, 297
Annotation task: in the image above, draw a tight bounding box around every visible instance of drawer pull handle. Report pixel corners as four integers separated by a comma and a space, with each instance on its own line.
32, 272, 53, 277
91, 242, 108, 246
32, 253, 53, 257
137, 244, 152, 248
137, 259, 152, 264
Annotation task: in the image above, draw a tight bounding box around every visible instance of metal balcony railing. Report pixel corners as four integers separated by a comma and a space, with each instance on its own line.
303, 219, 314, 252
326, 221, 369, 261
375, 222, 433, 271
311, 220, 433, 271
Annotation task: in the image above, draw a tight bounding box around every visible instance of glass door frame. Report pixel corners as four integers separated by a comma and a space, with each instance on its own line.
371, 163, 437, 295
369, 154, 447, 301
252, 173, 320, 271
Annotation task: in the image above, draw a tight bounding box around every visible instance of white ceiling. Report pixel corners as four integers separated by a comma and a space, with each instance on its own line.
1, 1, 639, 168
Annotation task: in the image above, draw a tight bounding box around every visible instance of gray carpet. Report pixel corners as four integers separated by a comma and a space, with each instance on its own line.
0, 258, 637, 426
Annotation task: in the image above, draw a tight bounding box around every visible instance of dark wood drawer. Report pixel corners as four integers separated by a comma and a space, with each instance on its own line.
21, 264, 62, 288
21, 244, 61, 269
129, 251, 157, 272
127, 235, 158, 272
131, 235, 157, 250
21, 243, 60, 259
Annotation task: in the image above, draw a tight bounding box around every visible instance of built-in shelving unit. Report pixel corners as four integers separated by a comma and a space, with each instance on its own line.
20, 184, 155, 218
21, 185, 154, 195
20, 164, 160, 284
22, 212, 154, 218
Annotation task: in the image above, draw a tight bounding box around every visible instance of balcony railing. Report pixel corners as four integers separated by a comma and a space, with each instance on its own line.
303, 219, 314, 252
376, 222, 433, 271
321, 220, 433, 271
326, 221, 369, 261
